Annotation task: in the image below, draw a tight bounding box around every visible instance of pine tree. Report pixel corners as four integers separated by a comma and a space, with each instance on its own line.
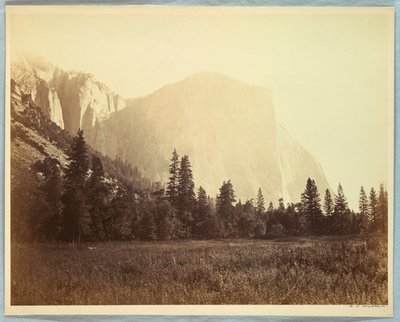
333, 183, 349, 235
353, 186, 369, 234
61, 129, 90, 243
166, 149, 180, 208
300, 178, 322, 234
64, 130, 89, 186
377, 184, 388, 233
359, 186, 369, 217
254, 188, 266, 238
369, 187, 378, 230
323, 189, 334, 216
176, 155, 196, 237
216, 180, 236, 237
256, 188, 265, 215
87, 155, 109, 241
177, 155, 196, 210
192, 186, 213, 238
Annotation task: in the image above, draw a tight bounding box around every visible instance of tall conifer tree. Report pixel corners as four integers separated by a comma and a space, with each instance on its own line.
87, 155, 108, 240
323, 189, 334, 216
216, 180, 236, 237
176, 155, 195, 236
62, 129, 90, 243
369, 187, 378, 229
354, 186, 369, 233
377, 184, 388, 233
193, 186, 213, 238
300, 178, 322, 234
333, 183, 349, 235
166, 149, 180, 208
255, 188, 266, 238
359, 186, 369, 217
256, 188, 265, 215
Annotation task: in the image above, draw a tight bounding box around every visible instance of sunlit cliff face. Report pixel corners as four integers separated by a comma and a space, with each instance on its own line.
86, 72, 331, 203
11, 53, 126, 134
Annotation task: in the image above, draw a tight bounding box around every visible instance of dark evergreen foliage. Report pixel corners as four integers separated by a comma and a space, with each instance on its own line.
216, 180, 236, 237
333, 184, 350, 235
357, 186, 369, 233
377, 184, 388, 234
176, 155, 196, 237
166, 149, 180, 207
86, 155, 109, 240
254, 188, 266, 238
192, 186, 214, 238
154, 199, 176, 240
13, 85, 388, 242
33, 157, 63, 240
323, 189, 334, 216
301, 178, 322, 234
14, 116, 389, 242
369, 187, 378, 228
236, 200, 256, 238
108, 182, 137, 241
61, 129, 91, 242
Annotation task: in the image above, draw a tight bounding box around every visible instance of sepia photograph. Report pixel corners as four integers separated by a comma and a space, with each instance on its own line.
4, 5, 394, 316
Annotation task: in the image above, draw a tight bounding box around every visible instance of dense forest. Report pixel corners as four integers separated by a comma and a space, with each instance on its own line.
11, 97, 388, 243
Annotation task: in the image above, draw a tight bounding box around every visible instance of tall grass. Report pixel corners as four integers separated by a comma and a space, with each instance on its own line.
11, 237, 387, 305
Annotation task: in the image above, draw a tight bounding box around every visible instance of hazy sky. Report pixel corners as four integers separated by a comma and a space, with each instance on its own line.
8, 7, 393, 208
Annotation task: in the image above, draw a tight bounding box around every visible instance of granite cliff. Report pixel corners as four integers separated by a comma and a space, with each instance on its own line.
11, 56, 330, 203
87, 73, 330, 202
11, 54, 126, 134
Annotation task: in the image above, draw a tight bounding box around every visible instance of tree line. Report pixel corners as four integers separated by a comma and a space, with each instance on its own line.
14, 129, 388, 242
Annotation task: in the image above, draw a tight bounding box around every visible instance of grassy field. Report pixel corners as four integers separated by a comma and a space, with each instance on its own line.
11, 237, 388, 305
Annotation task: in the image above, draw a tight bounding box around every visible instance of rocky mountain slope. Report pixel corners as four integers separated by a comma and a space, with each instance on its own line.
9, 80, 154, 242
10, 79, 152, 197
11, 54, 126, 134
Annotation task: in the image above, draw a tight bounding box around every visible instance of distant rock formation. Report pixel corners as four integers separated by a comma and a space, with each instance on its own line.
11, 55, 330, 203
87, 72, 331, 203
11, 53, 126, 134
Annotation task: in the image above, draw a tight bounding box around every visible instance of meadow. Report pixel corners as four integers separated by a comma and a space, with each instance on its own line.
11, 237, 388, 305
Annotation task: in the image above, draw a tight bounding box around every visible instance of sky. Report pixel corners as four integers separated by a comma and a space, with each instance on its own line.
7, 6, 393, 209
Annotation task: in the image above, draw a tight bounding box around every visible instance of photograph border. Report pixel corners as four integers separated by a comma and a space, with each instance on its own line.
1, 2, 398, 320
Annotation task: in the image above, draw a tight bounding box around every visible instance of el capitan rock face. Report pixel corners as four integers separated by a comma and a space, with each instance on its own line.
11, 55, 330, 203
86, 72, 331, 203
11, 54, 126, 134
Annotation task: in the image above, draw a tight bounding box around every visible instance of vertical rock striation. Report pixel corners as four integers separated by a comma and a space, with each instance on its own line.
11, 54, 126, 134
